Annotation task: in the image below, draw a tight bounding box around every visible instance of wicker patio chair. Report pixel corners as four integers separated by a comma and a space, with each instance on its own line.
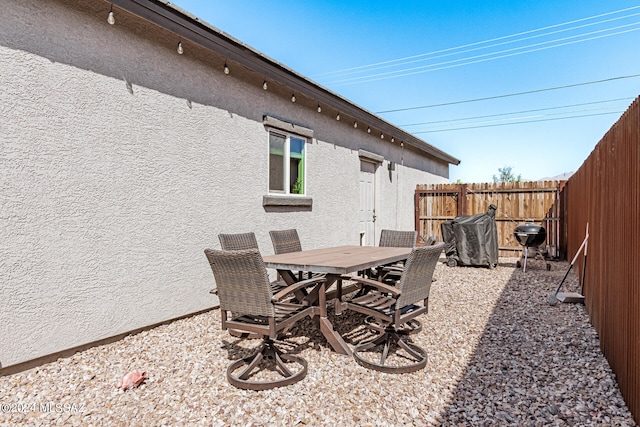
380, 235, 438, 282
340, 243, 444, 373
218, 232, 259, 251
379, 229, 418, 248
367, 229, 418, 282
204, 248, 324, 390
269, 229, 321, 281
424, 236, 437, 246
269, 229, 303, 255
218, 232, 288, 296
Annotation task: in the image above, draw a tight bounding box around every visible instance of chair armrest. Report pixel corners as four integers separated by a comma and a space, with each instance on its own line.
381, 265, 404, 273
271, 277, 326, 302
350, 276, 401, 297
381, 270, 403, 283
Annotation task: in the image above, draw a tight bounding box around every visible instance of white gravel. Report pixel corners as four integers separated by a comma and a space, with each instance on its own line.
1, 258, 636, 426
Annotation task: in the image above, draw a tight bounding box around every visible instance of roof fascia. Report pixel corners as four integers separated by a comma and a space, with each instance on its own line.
108, 0, 460, 165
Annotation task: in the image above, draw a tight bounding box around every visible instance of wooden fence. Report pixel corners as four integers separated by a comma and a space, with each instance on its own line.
415, 181, 566, 258
562, 96, 640, 423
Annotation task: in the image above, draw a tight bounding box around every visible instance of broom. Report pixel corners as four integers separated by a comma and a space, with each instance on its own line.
548, 224, 589, 306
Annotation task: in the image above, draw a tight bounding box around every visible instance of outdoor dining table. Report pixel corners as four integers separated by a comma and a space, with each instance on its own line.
262, 245, 412, 356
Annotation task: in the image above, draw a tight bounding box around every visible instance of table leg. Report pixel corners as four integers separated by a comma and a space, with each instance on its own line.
277, 269, 298, 286
319, 318, 351, 356
317, 279, 352, 356
277, 269, 309, 302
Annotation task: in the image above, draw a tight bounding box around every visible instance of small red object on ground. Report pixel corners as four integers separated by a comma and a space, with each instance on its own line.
117, 371, 147, 390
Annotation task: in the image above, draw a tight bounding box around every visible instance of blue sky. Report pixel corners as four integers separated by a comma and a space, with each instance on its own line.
170, 1, 640, 183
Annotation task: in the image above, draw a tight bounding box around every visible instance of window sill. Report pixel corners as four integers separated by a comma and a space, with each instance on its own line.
263, 195, 313, 207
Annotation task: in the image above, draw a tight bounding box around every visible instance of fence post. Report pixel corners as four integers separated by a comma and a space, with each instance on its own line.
414, 189, 420, 241
459, 184, 468, 216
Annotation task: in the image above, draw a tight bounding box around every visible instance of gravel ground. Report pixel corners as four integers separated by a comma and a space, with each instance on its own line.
1, 258, 636, 426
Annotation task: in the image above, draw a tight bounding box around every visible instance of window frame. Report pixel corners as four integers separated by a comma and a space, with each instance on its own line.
268, 129, 307, 196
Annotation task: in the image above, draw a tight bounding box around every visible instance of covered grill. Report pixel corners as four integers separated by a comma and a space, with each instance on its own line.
514, 220, 548, 272
441, 204, 498, 269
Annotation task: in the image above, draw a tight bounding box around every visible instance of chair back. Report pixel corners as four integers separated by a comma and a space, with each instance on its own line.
269, 229, 303, 254
396, 243, 444, 308
204, 249, 274, 317
424, 236, 436, 246
218, 232, 259, 251
379, 229, 418, 248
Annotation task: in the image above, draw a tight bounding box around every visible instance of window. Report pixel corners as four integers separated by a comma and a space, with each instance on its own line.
269, 131, 306, 195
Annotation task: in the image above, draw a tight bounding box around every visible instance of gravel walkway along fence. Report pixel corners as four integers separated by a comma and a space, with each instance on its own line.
0, 258, 636, 426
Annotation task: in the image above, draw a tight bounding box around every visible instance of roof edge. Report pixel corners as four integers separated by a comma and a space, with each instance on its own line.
109, 0, 460, 165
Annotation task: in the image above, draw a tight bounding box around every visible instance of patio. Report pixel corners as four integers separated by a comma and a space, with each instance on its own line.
1, 258, 634, 426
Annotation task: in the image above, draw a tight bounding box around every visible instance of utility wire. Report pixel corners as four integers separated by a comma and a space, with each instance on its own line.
414, 105, 626, 129
329, 24, 640, 85
414, 111, 623, 133
319, 10, 640, 80
376, 73, 640, 114
314, 5, 640, 78
400, 97, 634, 127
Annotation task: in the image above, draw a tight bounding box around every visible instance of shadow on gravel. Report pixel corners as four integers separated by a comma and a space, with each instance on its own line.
437, 258, 635, 426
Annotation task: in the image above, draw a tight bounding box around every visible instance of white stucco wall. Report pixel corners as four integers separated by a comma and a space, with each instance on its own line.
0, 0, 450, 369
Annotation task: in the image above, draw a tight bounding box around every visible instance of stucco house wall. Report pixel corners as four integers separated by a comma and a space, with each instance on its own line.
0, 0, 455, 370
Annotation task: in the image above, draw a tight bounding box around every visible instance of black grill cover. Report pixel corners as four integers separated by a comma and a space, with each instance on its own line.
441, 204, 498, 268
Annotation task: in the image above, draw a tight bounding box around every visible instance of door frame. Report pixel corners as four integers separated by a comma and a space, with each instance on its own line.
358, 150, 383, 246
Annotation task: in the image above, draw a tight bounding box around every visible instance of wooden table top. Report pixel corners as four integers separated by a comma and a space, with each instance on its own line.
262, 245, 412, 275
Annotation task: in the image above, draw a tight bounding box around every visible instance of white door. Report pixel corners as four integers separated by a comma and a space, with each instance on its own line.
359, 160, 376, 246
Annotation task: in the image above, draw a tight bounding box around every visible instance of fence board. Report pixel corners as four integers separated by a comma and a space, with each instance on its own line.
416, 181, 565, 257
562, 96, 640, 424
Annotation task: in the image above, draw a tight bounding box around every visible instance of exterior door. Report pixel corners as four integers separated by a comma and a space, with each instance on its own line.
359, 160, 376, 246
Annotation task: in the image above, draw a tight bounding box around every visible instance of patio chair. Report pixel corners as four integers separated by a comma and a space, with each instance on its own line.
218, 232, 259, 251
204, 248, 324, 390
382, 235, 439, 283
340, 243, 444, 373
379, 229, 418, 248
218, 232, 287, 294
422, 235, 437, 246
269, 229, 320, 281
268, 228, 332, 303
269, 229, 303, 254
368, 229, 418, 282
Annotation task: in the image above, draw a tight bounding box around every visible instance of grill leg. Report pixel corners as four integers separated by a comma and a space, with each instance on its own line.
524, 246, 529, 273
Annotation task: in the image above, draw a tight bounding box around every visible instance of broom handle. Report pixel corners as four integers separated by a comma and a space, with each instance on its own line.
580, 223, 589, 294
553, 232, 589, 295
548, 226, 589, 305
570, 231, 589, 266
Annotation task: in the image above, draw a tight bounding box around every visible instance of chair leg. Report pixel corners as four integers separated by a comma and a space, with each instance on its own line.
228, 329, 262, 339
353, 331, 428, 374
226, 339, 308, 390
364, 316, 422, 335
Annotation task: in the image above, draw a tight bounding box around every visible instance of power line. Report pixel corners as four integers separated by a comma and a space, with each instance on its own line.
327, 24, 640, 85
351, 13, 640, 78
414, 111, 623, 133
318, 9, 640, 81
415, 105, 626, 129
314, 6, 640, 78
376, 73, 640, 114
400, 97, 634, 126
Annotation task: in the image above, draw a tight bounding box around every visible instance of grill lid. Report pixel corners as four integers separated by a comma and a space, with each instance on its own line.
514, 223, 546, 247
